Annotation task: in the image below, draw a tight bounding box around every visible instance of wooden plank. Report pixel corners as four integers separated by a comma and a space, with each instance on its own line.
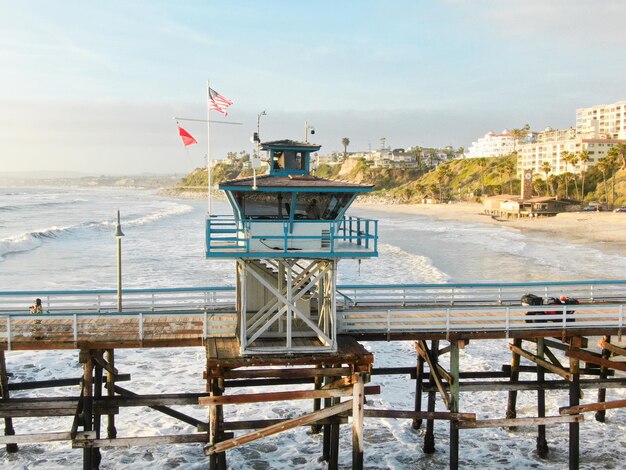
204, 400, 353, 455
73, 433, 209, 448
218, 417, 349, 431
458, 415, 583, 429
199, 385, 380, 406
0, 432, 71, 445
598, 339, 626, 357
362, 409, 475, 421
566, 348, 626, 373
416, 340, 450, 408
223, 367, 351, 379
560, 399, 626, 415
509, 343, 572, 381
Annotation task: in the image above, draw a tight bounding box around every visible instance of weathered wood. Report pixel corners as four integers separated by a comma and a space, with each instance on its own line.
509, 343, 573, 381
223, 367, 351, 379
569, 337, 582, 470
321, 374, 358, 390
362, 409, 476, 421
412, 353, 424, 429
199, 385, 380, 406
92, 353, 118, 377
73, 433, 209, 448
217, 416, 348, 431
0, 349, 17, 452
0, 431, 72, 445
567, 347, 626, 373
416, 340, 450, 408
598, 338, 626, 357
114, 386, 205, 428
423, 339, 438, 454
352, 375, 365, 470
506, 338, 522, 420
536, 338, 549, 458
560, 399, 626, 415
596, 336, 611, 422
8, 374, 130, 391
449, 341, 460, 470
458, 415, 583, 429
205, 400, 353, 455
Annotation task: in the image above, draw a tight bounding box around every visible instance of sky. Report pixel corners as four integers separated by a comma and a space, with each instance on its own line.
1, 0, 625, 175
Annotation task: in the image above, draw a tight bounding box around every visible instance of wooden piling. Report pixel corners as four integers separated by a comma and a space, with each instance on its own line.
352, 374, 365, 470
80, 349, 97, 470
311, 366, 323, 434
0, 349, 17, 453
595, 336, 611, 422
506, 338, 523, 420
536, 339, 549, 458
569, 338, 581, 470
412, 351, 424, 430
423, 339, 438, 454
106, 349, 116, 439
449, 341, 460, 470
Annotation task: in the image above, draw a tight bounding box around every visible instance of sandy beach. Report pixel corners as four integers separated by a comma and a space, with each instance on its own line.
355, 201, 626, 248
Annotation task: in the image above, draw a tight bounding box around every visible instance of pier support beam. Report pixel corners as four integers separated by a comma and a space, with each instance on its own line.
569, 338, 581, 470
423, 340, 438, 454
506, 338, 522, 421
536, 339, 549, 458
106, 349, 117, 439
412, 352, 424, 430
80, 349, 100, 470
352, 373, 365, 470
208, 378, 226, 470
0, 350, 17, 453
595, 336, 611, 423
449, 341, 460, 470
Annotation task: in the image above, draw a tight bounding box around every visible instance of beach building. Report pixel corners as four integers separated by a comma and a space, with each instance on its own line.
466, 130, 537, 159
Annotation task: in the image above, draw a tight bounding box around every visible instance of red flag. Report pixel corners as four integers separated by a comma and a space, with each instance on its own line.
177, 126, 198, 146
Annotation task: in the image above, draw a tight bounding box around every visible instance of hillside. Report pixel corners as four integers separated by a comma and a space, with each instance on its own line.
171, 157, 626, 207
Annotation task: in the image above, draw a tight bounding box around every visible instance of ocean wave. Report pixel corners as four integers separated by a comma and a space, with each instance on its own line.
105, 203, 194, 228
0, 225, 75, 260
339, 243, 449, 284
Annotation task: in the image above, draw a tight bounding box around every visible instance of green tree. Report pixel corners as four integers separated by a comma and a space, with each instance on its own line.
608, 143, 626, 170
596, 159, 609, 207
578, 150, 590, 202
476, 157, 488, 196
502, 156, 516, 194
561, 151, 573, 199
341, 138, 350, 159
436, 165, 452, 202
510, 124, 530, 151
602, 153, 620, 209
540, 161, 552, 195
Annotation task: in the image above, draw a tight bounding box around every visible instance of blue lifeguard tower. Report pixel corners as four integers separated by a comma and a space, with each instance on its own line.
206, 139, 378, 354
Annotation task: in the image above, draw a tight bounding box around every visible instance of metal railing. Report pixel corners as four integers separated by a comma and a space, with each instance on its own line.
205, 215, 378, 257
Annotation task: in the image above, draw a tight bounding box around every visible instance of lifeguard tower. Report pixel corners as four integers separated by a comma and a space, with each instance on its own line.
206, 139, 378, 354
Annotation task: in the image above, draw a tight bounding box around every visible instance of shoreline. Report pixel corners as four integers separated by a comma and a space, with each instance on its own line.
160, 188, 626, 249
354, 201, 626, 248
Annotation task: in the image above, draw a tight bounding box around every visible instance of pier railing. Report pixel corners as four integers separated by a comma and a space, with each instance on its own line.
1, 280, 625, 349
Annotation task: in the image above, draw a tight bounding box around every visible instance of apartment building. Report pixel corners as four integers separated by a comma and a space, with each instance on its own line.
466, 130, 537, 158
576, 101, 626, 139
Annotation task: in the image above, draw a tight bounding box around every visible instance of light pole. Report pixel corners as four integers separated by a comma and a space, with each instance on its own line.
114, 210, 124, 312
304, 121, 315, 143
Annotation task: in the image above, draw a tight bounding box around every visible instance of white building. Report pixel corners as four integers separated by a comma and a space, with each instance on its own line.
576, 100, 626, 140
466, 130, 537, 159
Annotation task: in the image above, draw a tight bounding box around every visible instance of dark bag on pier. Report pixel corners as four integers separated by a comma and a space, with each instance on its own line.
522, 294, 543, 323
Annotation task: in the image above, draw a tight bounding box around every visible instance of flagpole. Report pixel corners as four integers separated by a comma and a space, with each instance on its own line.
207, 80, 212, 216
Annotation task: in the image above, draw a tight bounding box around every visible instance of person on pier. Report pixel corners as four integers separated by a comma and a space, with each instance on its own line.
29, 298, 43, 314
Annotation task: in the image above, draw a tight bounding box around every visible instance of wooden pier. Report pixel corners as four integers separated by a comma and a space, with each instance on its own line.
1, 283, 626, 468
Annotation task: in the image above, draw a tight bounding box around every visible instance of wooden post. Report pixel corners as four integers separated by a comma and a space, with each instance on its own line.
569, 337, 581, 470
423, 340, 438, 454
329, 365, 341, 470
93, 354, 103, 469
0, 349, 17, 453
449, 341, 460, 470
208, 377, 226, 470
106, 349, 117, 439
352, 374, 365, 470
412, 350, 424, 430
312, 367, 323, 434
595, 335, 611, 422
536, 339, 549, 458
81, 350, 95, 470
506, 338, 522, 420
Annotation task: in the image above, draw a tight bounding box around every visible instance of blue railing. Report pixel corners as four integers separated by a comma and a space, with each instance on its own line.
205, 215, 378, 258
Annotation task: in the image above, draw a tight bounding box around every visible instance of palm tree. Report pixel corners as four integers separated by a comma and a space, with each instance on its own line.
341, 138, 350, 159
561, 151, 573, 199
578, 150, 590, 203
609, 143, 626, 170
603, 153, 620, 209
540, 161, 552, 195
569, 153, 580, 200
502, 159, 516, 194
510, 124, 530, 151
596, 159, 609, 208
476, 157, 488, 196
436, 165, 452, 202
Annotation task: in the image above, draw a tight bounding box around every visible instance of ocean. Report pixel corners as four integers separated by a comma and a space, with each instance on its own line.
1, 186, 625, 469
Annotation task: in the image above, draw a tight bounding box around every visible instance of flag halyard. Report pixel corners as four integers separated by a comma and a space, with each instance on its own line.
208, 87, 234, 116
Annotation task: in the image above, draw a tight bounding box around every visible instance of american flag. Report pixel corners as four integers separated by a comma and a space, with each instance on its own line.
209, 87, 233, 116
